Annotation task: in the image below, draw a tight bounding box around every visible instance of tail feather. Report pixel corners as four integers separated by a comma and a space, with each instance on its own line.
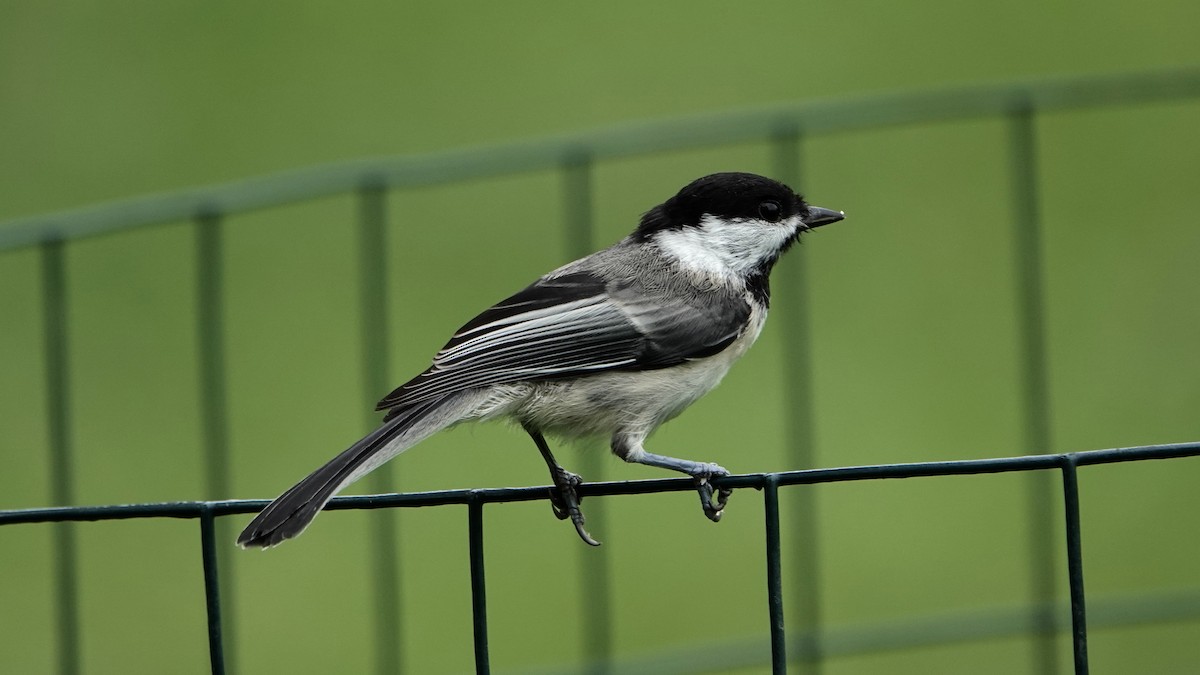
237, 393, 471, 548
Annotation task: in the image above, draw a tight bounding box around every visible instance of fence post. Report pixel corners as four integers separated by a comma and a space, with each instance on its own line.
772, 126, 823, 672
1008, 102, 1058, 674
562, 152, 614, 674
357, 182, 405, 675
40, 239, 80, 675
195, 210, 236, 671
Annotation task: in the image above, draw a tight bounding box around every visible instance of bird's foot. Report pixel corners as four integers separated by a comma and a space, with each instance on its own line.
547, 467, 579, 520
549, 468, 600, 546
691, 463, 733, 522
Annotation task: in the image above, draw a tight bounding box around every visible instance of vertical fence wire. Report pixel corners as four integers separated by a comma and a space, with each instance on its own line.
40, 239, 80, 675
195, 211, 235, 672
771, 127, 823, 673
562, 154, 614, 674
764, 475, 787, 674
200, 506, 227, 675
1008, 104, 1059, 674
468, 499, 490, 675
1060, 457, 1089, 674
357, 183, 405, 675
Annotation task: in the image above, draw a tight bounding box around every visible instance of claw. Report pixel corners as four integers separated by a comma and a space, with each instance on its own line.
571, 512, 601, 547
547, 487, 570, 521
716, 485, 733, 511
551, 468, 601, 546
693, 463, 732, 523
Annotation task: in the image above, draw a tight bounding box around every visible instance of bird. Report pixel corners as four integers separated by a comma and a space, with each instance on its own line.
237, 171, 844, 548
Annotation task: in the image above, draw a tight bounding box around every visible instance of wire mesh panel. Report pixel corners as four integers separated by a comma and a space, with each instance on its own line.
1, 69, 1199, 675
2, 444, 1199, 674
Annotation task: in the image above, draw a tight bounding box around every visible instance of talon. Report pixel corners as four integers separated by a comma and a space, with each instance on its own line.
572, 513, 601, 547
548, 468, 582, 520
715, 485, 732, 511
693, 464, 732, 523
699, 483, 724, 522
548, 489, 570, 520
547, 471, 575, 521
551, 469, 601, 546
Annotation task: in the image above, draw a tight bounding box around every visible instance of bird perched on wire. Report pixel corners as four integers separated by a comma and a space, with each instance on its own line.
238, 172, 844, 548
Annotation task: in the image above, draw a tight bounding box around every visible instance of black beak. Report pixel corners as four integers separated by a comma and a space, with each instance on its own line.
803, 205, 845, 230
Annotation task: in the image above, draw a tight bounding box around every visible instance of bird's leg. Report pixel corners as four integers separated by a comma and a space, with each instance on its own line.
613, 437, 733, 522
523, 424, 600, 546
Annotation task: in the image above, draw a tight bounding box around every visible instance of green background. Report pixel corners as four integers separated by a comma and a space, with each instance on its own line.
2, 2, 1199, 673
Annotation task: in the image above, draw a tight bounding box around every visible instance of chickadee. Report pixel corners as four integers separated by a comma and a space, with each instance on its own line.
238, 172, 844, 548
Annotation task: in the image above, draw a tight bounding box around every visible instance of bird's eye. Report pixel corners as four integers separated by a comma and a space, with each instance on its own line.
758, 200, 782, 222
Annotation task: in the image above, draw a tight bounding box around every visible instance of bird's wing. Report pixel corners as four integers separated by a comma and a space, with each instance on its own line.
375, 270, 751, 411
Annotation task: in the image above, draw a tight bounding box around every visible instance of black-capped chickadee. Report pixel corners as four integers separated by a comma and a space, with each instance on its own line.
238, 172, 844, 548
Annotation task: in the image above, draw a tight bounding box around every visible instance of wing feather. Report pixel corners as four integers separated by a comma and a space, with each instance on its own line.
376, 269, 751, 411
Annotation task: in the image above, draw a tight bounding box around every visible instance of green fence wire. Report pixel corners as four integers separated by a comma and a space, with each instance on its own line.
3, 444, 1200, 675
2, 68, 1200, 675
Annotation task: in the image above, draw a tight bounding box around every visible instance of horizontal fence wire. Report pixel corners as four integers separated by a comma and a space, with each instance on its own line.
3, 444, 1198, 675
2, 68, 1199, 251
4, 443, 1197, 526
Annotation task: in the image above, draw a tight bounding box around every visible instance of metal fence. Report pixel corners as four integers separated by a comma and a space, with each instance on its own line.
1, 68, 1199, 675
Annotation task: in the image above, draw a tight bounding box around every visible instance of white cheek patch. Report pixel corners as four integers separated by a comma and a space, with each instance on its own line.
654, 214, 799, 276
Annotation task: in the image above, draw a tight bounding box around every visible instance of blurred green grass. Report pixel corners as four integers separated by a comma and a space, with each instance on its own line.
2, 2, 1200, 674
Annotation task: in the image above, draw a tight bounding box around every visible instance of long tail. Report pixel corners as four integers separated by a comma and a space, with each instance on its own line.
237, 392, 477, 548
